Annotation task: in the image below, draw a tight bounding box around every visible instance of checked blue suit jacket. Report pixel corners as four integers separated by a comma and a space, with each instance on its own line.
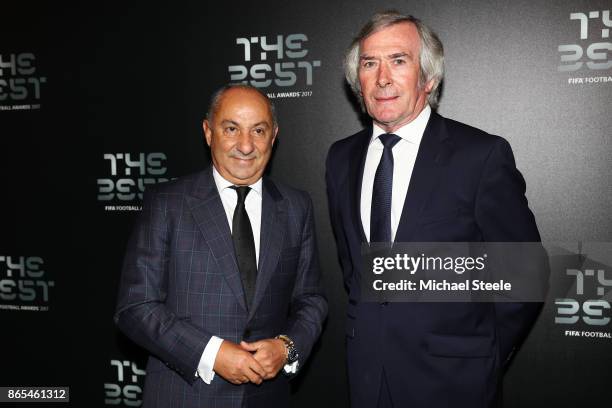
115, 167, 327, 408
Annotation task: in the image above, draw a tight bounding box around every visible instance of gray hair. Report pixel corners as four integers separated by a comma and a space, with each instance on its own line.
206, 84, 278, 127
344, 10, 445, 110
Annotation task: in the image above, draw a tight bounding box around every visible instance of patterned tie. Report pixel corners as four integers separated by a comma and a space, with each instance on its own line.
231, 186, 257, 308
370, 133, 401, 243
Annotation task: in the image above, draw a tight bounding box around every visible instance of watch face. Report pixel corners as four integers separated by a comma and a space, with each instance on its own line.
287, 346, 298, 362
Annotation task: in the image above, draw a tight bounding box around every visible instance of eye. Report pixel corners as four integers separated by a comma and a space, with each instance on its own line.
393, 58, 406, 65
253, 127, 265, 135
224, 126, 238, 133
362, 60, 376, 69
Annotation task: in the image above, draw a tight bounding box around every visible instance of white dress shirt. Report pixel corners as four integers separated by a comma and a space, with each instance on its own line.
196, 167, 263, 384
196, 168, 297, 383
360, 105, 431, 243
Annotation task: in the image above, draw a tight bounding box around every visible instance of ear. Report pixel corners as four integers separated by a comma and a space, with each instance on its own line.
424, 78, 435, 94
272, 126, 279, 145
203, 119, 212, 146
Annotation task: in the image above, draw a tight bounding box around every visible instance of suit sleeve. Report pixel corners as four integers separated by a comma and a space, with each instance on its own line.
474, 138, 547, 365
282, 193, 328, 372
114, 187, 211, 385
325, 145, 354, 292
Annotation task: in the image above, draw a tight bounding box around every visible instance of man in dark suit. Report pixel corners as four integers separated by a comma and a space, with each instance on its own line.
326, 11, 543, 408
115, 84, 327, 408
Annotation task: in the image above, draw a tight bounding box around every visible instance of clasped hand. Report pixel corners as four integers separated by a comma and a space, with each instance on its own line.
213, 338, 286, 385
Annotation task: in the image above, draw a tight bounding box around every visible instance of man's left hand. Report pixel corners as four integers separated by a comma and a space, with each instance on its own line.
240, 339, 286, 380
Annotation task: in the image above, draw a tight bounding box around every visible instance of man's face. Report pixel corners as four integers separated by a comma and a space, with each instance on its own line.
358, 22, 434, 132
203, 88, 278, 186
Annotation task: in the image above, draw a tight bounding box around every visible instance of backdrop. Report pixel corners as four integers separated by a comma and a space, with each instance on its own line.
1, 0, 611, 406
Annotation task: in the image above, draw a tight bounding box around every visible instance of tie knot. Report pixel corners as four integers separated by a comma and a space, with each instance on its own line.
378, 133, 401, 149
232, 186, 251, 204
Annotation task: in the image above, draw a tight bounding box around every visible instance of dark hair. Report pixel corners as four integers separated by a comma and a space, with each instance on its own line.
206, 84, 277, 127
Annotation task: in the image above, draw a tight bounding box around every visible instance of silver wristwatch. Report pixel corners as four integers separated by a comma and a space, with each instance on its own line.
276, 334, 298, 364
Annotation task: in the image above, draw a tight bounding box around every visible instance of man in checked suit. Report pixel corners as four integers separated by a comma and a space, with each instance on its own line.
326, 11, 543, 408
115, 84, 327, 408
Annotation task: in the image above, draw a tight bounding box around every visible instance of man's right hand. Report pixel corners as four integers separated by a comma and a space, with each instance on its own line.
213, 340, 266, 385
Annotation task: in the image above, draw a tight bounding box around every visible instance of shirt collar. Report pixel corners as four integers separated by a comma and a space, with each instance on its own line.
212, 166, 263, 197
370, 104, 431, 145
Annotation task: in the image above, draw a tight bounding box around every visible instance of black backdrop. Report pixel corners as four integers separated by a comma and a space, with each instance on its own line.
2, 1, 612, 406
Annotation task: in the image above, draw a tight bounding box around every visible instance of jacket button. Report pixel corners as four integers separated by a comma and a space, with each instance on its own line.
243, 329, 252, 338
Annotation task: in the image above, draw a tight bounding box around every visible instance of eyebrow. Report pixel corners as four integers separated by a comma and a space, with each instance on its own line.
388, 52, 410, 59
359, 52, 411, 60
220, 120, 270, 128
360, 54, 376, 61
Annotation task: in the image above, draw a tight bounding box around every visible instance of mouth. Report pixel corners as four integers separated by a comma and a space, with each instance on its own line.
374, 95, 399, 103
231, 156, 256, 164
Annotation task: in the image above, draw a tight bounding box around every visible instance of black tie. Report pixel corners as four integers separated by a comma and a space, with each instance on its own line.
231, 186, 257, 308
370, 133, 401, 244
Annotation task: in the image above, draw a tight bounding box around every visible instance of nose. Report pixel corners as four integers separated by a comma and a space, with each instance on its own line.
376, 61, 391, 88
236, 131, 255, 156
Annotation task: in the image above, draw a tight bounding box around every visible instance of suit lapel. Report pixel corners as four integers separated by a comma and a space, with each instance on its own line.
396, 112, 454, 242
186, 168, 248, 313
248, 178, 286, 320
350, 127, 372, 244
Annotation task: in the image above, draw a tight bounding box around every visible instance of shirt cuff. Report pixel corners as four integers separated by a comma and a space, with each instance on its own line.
283, 360, 298, 375
196, 336, 224, 384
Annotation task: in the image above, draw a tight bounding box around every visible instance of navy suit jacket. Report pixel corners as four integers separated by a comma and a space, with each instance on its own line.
326, 112, 542, 408
115, 167, 327, 408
